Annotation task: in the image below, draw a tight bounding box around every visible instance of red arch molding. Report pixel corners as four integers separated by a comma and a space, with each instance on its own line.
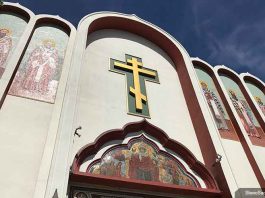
71, 119, 222, 197
75, 15, 232, 197
243, 75, 265, 94
0, 4, 31, 21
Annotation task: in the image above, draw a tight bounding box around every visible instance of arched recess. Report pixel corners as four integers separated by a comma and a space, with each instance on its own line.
216, 66, 265, 147
0, 3, 33, 20
240, 73, 265, 119
215, 66, 265, 188
70, 119, 221, 197
63, 12, 232, 197
7, 15, 73, 104
192, 58, 238, 141
0, 2, 33, 78
20, 15, 77, 198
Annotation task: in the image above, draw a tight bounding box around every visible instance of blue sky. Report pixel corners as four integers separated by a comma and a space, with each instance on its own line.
8, 0, 265, 81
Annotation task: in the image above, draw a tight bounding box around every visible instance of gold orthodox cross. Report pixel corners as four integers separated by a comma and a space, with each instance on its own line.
110, 54, 159, 118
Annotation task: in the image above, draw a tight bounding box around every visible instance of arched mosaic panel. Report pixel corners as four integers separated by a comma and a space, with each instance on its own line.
0, 12, 27, 78
245, 81, 265, 116
87, 136, 199, 188
195, 67, 230, 131
8, 24, 69, 103
220, 75, 263, 138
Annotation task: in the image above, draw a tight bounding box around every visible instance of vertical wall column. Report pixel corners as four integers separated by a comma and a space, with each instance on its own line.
0, 3, 35, 106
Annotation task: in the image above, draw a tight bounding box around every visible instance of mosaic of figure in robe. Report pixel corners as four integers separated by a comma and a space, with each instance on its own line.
200, 81, 228, 130
89, 139, 197, 187
229, 89, 261, 138
9, 39, 61, 103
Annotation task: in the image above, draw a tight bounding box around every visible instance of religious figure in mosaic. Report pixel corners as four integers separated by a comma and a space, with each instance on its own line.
129, 142, 159, 181
255, 96, 265, 116
9, 39, 59, 102
200, 81, 228, 130
0, 28, 12, 78
88, 138, 197, 187
22, 39, 58, 94
229, 89, 260, 138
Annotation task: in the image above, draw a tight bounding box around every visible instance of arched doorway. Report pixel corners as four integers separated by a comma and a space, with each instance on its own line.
69, 120, 220, 198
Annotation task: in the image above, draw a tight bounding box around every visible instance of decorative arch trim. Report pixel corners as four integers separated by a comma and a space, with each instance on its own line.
1, 2, 34, 21
240, 73, 265, 120
35, 15, 75, 35
240, 73, 265, 96
87, 134, 201, 188
71, 119, 220, 197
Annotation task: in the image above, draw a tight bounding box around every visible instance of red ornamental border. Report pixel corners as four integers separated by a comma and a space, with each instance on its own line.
71, 119, 221, 197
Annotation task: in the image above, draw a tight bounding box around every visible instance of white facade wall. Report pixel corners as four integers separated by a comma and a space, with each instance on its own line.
0, 3, 264, 198
72, 29, 203, 160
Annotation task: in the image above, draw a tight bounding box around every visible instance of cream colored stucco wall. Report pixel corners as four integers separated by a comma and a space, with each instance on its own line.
1, 4, 265, 198
0, 96, 53, 198
0, 3, 76, 198
221, 139, 260, 187
70, 29, 204, 162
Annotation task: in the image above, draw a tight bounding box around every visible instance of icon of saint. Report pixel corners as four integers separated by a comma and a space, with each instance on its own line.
21, 39, 58, 94
200, 81, 228, 130
0, 28, 12, 78
255, 96, 265, 116
128, 143, 159, 181
229, 90, 260, 138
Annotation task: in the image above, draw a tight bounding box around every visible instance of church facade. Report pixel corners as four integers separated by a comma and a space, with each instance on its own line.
0, 2, 265, 198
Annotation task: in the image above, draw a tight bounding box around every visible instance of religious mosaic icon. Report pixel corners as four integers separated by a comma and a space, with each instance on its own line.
8, 25, 68, 103
194, 67, 233, 135
228, 89, 261, 138
255, 96, 265, 116
0, 28, 12, 77
110, 54, 159, 118
200, 81, 228, 130
0, 13, 27, 78
9, 39, 59, 102
88, 136, 198, 187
